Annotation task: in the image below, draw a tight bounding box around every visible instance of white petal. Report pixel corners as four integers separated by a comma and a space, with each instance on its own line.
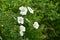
19, 6, 24, 10
20, 25, 26, 32
33, 22, 39, 29
17, 17, 24, 24
27, 7, 34, 14
19, 31, 24, 36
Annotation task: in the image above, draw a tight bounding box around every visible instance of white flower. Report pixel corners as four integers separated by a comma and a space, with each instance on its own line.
17, 17, 24, 24
19, 25, 26, 36
33, 22, 39, 29
19, 25, 26, 32
19, 6, 27, 15
27, 7, 34, 14
19, 31, 24, 36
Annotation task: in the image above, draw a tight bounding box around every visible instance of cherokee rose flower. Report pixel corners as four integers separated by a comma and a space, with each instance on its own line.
19, 6, 27, 15
17, 17, 24, 24
19, 25, 26, 32
27, 7, 34, 14
33, 22, 39, 29
19, 25, 26, 36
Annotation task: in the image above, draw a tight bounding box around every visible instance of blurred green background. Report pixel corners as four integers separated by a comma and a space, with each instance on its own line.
0, 0, 60, 40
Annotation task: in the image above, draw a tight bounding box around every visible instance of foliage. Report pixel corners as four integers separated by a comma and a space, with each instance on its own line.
0, 0, 60, 40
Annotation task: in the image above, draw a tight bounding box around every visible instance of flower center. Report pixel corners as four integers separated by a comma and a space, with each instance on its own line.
34, 24, 37, 27
19, 19, 22, 22
22, 9, 25, 12
20, 27, 23, 31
